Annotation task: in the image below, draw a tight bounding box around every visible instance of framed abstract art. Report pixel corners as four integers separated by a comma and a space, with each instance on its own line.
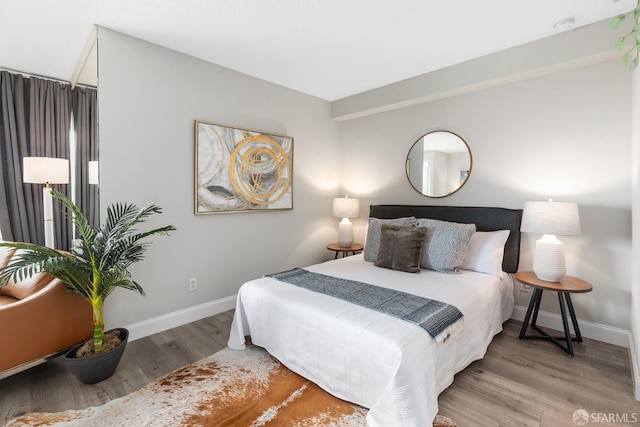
194, 120, 294, 214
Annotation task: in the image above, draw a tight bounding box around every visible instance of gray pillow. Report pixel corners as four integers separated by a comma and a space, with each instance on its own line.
414, 218, 476, 273
374, 225, 427, 273
364, 217, 416, 262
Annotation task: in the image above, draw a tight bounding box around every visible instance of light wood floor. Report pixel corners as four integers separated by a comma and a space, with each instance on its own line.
1, 311, 637, 427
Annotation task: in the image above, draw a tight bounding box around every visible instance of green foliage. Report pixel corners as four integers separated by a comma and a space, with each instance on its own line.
0, 191, 175, 353
610, 1, 640, 70
610, 14, 626, 31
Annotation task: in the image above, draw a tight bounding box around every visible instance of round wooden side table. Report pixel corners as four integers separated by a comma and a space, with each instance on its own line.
326, 243, 363, 259
515, 271, 592, 357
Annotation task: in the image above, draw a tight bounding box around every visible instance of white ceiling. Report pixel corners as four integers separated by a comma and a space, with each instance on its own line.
0, 0, 635, 101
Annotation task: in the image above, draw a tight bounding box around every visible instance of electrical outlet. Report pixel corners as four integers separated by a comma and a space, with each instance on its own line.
520, 282, 531, 292
189, 277, 197, 292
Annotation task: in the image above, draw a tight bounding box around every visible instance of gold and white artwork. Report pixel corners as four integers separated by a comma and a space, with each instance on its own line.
195, 121, 293, 214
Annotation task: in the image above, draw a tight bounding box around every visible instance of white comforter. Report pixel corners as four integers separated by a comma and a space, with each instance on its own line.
228, 254, 514, 427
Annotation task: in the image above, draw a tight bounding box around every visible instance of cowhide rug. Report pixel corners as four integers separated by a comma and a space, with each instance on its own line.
6, 345, 457, 427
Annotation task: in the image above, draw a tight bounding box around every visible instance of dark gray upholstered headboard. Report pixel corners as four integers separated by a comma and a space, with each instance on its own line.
369, 205, 523, 273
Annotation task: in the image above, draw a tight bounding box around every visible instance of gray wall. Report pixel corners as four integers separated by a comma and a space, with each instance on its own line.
98, 28, 341, 328
97, 24, 633, 336
631, 61, 640, 398
340, 58, 631, 330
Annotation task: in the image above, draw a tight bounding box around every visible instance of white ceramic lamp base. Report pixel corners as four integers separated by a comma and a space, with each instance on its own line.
43, 186, 55, 249
532, 234, 566, 282
337, 218, 354, 248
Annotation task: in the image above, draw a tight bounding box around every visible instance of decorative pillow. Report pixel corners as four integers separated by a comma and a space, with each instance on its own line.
364, 217, 416, 262
1, 249, 53, 300
461, 230, 511, 277
1, 271, 53, 300
374, 225, 426, 273
0, 245, 16, 268
414, 218, 476, 273
0, 246, 16, 296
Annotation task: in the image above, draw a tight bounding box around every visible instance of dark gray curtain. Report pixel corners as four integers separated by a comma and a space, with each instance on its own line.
0, 72, 34, 242
29, 78, 72, 250
73, 86, 99, 229
0, 71, 72, 250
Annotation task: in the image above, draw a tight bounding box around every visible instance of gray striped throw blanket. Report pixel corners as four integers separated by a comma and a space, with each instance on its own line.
266, 268, 463, 342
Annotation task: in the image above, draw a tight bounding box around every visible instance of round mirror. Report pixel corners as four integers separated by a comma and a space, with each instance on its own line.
405, 130, 472, 198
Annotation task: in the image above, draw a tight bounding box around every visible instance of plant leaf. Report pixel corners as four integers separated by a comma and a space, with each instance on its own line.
616, 36, 626, 51
0, 192, 175, 352
610, 14, 626, 31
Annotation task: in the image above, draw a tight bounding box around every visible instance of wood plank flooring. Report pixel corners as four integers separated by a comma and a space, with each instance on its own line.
438, 320, 638, 427
1, 312, 637, 426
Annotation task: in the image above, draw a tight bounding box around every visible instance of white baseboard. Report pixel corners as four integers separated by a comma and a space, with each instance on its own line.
125, 295, 237, 342
511, 304, 630, 348
629, 333, 640, 400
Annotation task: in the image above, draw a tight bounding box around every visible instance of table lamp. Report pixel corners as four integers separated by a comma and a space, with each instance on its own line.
23, 157, 70, 248
520, 200, 581, 282
332, 197, 360, 248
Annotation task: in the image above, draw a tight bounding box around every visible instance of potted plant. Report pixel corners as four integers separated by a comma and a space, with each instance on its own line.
0, 190, 175, 383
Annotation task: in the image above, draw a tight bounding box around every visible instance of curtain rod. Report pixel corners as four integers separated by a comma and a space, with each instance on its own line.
0, 66, 96, 89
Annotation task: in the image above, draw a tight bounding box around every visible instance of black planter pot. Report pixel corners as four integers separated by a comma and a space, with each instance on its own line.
64, 327, 129, 384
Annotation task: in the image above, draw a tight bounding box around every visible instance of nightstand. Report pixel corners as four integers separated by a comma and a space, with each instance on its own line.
515, 271, 592, 357
326, 243, 363, 259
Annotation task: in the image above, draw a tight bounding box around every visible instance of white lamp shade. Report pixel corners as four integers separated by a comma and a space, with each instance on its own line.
332, 197, 360, 219
520, 201, 580, 236
88, 161, 99, 185
23, 157, 70, 184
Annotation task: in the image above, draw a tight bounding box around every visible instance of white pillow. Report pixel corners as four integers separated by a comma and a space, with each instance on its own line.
461, 230, 511, 277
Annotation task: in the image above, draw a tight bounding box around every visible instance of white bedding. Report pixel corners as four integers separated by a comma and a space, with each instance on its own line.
228, 254, 514, 427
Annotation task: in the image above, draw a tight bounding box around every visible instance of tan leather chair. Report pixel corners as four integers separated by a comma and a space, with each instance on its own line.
0, 245, 93, 379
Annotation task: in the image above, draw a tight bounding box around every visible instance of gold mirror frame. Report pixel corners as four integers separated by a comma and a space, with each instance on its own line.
405, 130, 472, 198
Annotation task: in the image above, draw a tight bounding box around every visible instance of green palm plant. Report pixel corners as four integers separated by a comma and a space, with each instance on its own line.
0, 190, 175, 354
610, 0, 640, 69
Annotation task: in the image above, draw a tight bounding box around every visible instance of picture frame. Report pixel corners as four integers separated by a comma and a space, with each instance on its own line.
194, 120, 294, 214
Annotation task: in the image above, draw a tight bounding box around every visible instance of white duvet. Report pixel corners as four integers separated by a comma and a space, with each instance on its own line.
228, 254, 514, 427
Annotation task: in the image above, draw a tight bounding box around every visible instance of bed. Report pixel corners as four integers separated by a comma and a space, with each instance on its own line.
228, 204, 523, 426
